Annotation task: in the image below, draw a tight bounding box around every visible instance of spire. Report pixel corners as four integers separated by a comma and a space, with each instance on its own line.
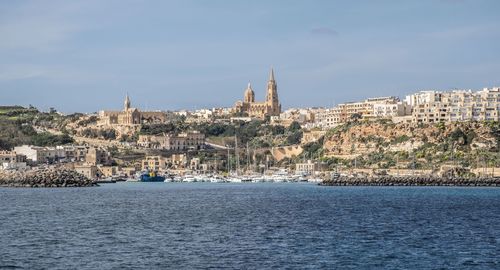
247, 82, 252, 89
124, 93, 131, 111
269, 67, 275, 81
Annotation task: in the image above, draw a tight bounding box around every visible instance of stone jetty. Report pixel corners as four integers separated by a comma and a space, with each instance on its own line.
321, 176, 500, 187
0, 168, 97, 188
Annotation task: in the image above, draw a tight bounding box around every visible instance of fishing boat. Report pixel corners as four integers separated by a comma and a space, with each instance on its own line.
138, 170, 166, 182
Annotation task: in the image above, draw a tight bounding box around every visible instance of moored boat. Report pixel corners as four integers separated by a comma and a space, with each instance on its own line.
138, 171, 166, 182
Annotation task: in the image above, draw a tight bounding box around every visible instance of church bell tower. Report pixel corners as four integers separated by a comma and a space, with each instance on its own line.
266, 68, 281, 115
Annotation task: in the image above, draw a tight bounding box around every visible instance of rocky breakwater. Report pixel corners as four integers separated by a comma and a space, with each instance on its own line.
321, 176, 500, 187
0, 168, 98, 188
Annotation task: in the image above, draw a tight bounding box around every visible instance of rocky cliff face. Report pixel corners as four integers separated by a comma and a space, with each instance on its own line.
323, 120, 498, 158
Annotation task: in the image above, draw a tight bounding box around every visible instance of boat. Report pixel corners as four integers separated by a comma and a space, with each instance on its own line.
138, 171, 166, 182
182, 174, 196, 182
209, 175, 226, 183
240, 176, 253, 182
163, 177, 174, 183
308, 178, 323, 183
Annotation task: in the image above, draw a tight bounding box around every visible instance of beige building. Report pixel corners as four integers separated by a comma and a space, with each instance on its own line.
85, 147, 111, 166
295, 160, 320, 175
142, 156, 166, 171
99, 94, 167, 126
98, 166, 118, 177
137, 131, 205, 150
234, 69, 281, 118
166, 154, 188, 168
74, 164, 98, 179
0, 151, 26, 163
0, 151, 27, 170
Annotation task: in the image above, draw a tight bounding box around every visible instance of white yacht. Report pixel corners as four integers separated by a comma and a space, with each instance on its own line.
183, 175, 196, 182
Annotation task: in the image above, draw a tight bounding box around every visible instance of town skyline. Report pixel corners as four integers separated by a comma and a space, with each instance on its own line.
1, 0, 500, 112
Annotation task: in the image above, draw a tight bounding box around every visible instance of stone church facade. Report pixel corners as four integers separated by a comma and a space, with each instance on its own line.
99, 95, 167, 126
234, 68, 282, 118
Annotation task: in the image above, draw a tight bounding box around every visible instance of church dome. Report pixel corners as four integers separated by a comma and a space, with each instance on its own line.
244, 83, 255, 103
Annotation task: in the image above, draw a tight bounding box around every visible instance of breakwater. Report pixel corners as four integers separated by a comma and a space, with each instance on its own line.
321, 176, 500, 187
0, 169, 97, 188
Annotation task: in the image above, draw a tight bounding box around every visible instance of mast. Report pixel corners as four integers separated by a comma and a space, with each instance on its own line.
246, 142, 250, 173
227, 146, 230, 173
235, 135, 239, 176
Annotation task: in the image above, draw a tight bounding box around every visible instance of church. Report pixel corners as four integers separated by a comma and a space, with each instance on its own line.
99, 94, 167, 126
234, 68, 282, 118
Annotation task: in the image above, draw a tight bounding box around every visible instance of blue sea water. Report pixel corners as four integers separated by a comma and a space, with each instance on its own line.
0, 183, 499, 270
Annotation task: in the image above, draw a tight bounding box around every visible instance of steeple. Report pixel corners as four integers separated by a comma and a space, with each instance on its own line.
266, 68, 281, 116
124, 93, 131, 111
269, 68, 275, 82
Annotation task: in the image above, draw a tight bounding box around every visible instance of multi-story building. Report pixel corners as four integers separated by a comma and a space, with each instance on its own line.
166, 154, 188, 168
271, 108, 316, 126
57, 145, 88, 162
314, 96, 408, 129
137, 131, 205, 151
0, 150, 27, 170
295, 160, 320, 175
404, 91, 441, 107
14, 145, 66, 164
74, 164, 98, 179
408, 87, 500, 123
0, 151, 26, 163
85, 147, 112, 166
141, 156, 166, 171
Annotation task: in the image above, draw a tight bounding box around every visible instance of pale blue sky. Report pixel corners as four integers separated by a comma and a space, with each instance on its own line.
1, 0, 499, 112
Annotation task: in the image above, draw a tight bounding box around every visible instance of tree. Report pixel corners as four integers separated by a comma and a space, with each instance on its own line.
286, 131, 303, 145
350, 113, 362, 121
288, 121, 302, 132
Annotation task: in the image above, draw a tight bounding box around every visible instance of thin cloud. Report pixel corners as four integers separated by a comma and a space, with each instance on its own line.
310, 27, 339, 37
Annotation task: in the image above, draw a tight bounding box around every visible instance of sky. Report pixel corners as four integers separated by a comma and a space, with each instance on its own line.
1, 0, 500, 113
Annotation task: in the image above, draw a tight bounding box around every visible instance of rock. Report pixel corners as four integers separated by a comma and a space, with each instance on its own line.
0, 168, 98, 188
320, 175, 500, 187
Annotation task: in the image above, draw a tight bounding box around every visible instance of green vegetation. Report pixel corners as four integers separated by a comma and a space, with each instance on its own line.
138, 119, 303, 148
0, 106, 76, 150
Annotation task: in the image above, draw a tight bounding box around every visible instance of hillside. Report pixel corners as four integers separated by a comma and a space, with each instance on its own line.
319, 119, 500, 170
0, 106, 76, 150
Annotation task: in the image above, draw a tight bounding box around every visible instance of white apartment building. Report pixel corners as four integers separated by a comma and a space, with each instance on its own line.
404, 90, 441, 107
408, 87, 500, 123
14, 145, 66, 163
13, 145, 89, 164
313, 96, 409, 129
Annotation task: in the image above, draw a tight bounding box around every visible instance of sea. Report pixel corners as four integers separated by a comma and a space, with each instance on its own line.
0, 183, 499, 270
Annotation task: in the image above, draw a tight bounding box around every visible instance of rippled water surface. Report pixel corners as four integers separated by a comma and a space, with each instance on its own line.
1, 183, 499, 269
